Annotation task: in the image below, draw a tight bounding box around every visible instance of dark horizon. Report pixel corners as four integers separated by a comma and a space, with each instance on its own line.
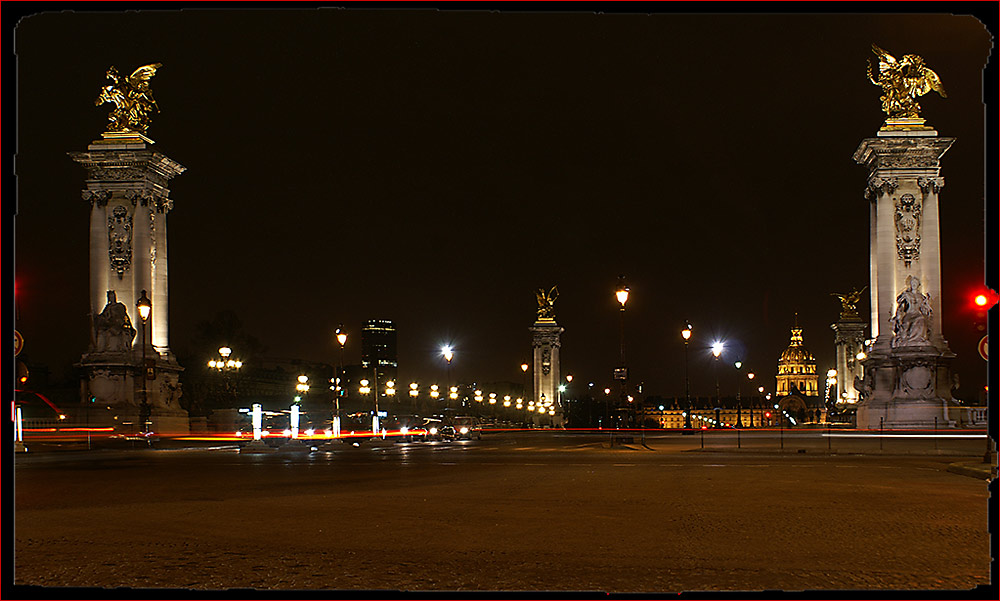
10, 8, 995, 403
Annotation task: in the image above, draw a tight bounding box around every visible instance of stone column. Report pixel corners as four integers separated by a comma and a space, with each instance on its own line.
151, 199, 173, 352
84, 189, 113, 331
830, 316, 866, 402
853, 126, 957, 429
530, 317, 564, 427
70, 134, 188, 435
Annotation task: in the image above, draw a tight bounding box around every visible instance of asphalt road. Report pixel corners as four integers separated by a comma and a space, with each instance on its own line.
12, 431, 995, 595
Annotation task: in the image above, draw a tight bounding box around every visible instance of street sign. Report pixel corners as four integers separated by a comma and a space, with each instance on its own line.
14, 330, 23, 356
978, 335, 988, 361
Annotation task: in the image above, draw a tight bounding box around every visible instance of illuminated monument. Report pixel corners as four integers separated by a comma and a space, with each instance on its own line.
69, 64, 189, 434
853, 45, 956, 429
530, 287, 564, 427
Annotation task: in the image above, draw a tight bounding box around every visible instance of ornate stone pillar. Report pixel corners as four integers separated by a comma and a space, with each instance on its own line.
853, 126, 957, 429
530, 317, 564, 428
830, 316, 867, 403
70, 134, 188, 434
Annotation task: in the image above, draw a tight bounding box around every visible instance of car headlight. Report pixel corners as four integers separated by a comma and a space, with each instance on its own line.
460, 427, 469, 434
400, 427, 409, 435
429, 427, 438, 435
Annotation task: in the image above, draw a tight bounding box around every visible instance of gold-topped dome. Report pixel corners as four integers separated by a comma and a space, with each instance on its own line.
779, 328, 816, 363
776, 317, 819, 396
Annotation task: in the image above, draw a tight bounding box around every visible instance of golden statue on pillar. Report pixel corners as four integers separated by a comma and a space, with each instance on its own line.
535, 286, 559, 320
831, 287, 867, 320
867, 44, 946, 124
95, 63, 163, 137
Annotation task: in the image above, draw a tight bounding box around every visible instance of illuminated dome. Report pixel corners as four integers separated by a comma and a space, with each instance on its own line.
776, 318, 818, 396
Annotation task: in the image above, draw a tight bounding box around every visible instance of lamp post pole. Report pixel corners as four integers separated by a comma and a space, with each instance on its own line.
735, 361, 744, 429
712, 342, 723, 429
136, 290, 152, 434
335, 326, 347, 437
682, 324, 692, 430
521, 363, 529, 413
443, 346, 454, 410
615, 276, 629, 429
208, 346, 243, 411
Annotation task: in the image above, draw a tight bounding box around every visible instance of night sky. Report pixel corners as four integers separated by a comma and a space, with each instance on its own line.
10, 8, 995, 402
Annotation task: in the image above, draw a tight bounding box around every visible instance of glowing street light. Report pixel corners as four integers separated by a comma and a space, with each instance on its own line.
430, 384, 440, 399
615, 275, 630, 429
136, 289, 152, 433
682, 322, 693, 429
296, 374, 310, 394
333, 325, 347, 437
386, 380, 396, 396
712, 341, 724, 428
409, 382, 419, 397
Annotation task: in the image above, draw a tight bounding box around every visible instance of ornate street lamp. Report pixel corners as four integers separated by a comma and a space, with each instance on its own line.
615, 275, 630, 429
333, 326, 347, 436
442, 346, 454, 408
712, 341, 724, 428
734, 361, 744, 428
681, 323, 692, 429
208, 346, 243, 408
136, 290, 152, 433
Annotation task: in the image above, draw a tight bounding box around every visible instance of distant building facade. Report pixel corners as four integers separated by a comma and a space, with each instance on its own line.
361, 319, 398, 386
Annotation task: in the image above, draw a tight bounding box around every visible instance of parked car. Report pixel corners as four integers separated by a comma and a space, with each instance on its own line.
450, 416, 482, 441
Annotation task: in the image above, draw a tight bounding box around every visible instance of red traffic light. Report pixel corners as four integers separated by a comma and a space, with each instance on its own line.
974, 294, 988, 307
765, 411, 771, 418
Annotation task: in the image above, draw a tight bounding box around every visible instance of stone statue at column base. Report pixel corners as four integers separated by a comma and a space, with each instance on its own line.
91, 290, 136, 354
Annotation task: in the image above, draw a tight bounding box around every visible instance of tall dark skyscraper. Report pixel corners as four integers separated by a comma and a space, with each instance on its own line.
361, 319, 398, 385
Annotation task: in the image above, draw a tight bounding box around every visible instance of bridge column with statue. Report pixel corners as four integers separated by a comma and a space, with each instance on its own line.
530, 287, 565, 428
69, 64, 190, 435
830, 288, 868, 404
852, 45, 958, 429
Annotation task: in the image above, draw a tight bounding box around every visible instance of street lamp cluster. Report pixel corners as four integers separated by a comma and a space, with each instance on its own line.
208, 346, 243, 371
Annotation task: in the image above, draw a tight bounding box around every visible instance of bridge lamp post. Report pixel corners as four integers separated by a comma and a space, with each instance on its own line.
209, 346, 243, 409
334, 326, 347, 436
442, 346, 454, 407
712, 342, 724, 428
734, 361, 744, 429
681, 324, 693, 429
136, 290, 152, 433
615, 276, 630, 428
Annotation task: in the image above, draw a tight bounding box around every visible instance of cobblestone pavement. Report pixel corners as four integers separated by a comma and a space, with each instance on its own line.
12, 432, 995, 595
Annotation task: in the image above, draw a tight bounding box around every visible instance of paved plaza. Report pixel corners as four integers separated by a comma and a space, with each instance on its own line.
12, 431, 995, 595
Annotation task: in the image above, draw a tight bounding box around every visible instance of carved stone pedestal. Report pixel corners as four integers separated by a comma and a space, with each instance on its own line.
855, 345, 957, 430
78, 347, 187, 435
